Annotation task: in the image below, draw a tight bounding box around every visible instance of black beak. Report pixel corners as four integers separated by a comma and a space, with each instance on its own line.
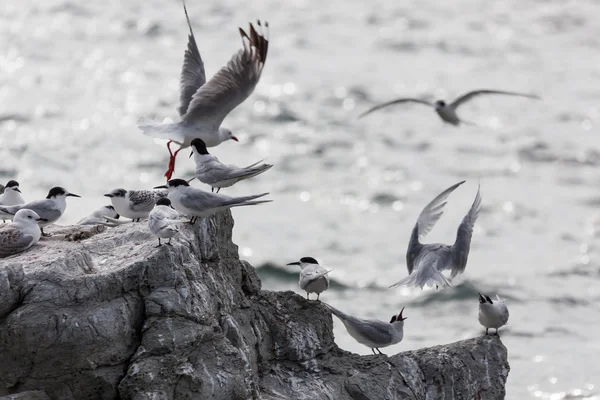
189, 150, 193, 158
37, 218, 49, 222
104, 194, 113, 198
398, 306, 407, 321
154, 185, 168, 189
14, 188, 22, 193
67, 193, 81, 198
478, 292, 486, 303
286, 262, 300, 266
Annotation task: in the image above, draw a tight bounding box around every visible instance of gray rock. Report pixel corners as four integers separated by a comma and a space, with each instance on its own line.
0, 212, 509, 400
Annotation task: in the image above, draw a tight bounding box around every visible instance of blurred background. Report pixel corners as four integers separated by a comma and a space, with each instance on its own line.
1, 0, 600, 398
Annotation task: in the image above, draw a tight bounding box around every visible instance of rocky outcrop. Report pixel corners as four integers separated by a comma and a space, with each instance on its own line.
0, 212, 509, 400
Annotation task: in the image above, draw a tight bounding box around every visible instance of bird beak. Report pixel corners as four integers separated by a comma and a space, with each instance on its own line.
231, 136, 239, 142
286, 262, 300, 266
478, 292, 486, 303
187, 177, 195, 183
14, 188, 21, 193
154, 185, 168, 189
37, 218, 48, 222
189, 150, 193, 158
67, 193, 81, 198
104, 194, 113, 198
398, 307, 407, 321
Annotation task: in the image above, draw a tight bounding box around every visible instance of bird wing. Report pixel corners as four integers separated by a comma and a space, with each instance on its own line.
0, 228, 34, 257
24, 199, 62, 222
451, 185, 482, 278
177, 1, 206, 117
300, 267, 332, 287
358, 98, 433, 119
182, 21, 269, 130
449, 90, 540, 110
415, 181, 465, 239
129, 191, 166, 212
179, 190, 268, 212
324, 303, 392, 343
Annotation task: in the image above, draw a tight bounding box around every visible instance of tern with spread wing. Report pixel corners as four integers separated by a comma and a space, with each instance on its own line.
390, 181, 482, 289
138, 0, 269, 179
359, 89, 539, 125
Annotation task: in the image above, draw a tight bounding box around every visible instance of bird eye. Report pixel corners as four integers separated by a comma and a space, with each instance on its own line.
28, 216, 32, 218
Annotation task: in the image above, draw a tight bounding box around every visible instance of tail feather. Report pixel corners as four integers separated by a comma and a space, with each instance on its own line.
390, 266, 452, 289
137, 117, 181, 141
224, 192, 270, 206
322, 302, 349, 322
229, 200, 273, 207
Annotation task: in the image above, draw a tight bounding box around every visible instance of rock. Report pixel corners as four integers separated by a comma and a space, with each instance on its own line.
0, 212, 510, 400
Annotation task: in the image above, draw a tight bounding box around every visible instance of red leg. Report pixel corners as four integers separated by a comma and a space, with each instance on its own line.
164, 141, 177, 180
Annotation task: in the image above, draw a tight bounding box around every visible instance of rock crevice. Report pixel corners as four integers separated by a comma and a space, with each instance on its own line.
0, 212, 509, 399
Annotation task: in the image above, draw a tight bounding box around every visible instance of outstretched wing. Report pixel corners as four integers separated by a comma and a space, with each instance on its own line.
449, 90, 540, 110
415, 181, 465, 239
451, 185, 482, 278
183, 21, 269, 130
178, 0, 206, 117
358, 98, 432, 119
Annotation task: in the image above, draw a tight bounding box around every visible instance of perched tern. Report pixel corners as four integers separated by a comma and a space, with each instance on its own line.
286, 257, 332, 300
359, 89, 539, 125
324, 303, 406, 355
154, 178, 272, 224
77, 205, 120, 226
0, 180, 24, 222
138, 0, 269, 179
390, 181, 482, 289
190, 138, 273, 193
0, 187, 80, 236
478, 293, 509, 335
0, 209, 47, 258
104, 188, 167, 222
148, 198, 182, 247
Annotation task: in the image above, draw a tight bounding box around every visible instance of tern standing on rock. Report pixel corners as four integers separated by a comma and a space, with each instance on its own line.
148, 198, 182, 247
324, 303, 407, 355
155, 179, 272, 224
359, 89, 540, 125
390, 181, 482, 289
138, 0, 270, 179
104, 188, 167, 222
287, 257, 332, 300
190, 138, 273, 193
478, 293, 509, 336
0, 180, 25, 222
0, 209, 47, 258
0, 187, 80, 236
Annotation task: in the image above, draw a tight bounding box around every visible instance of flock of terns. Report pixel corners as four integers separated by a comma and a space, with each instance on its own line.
0, 0, 528, 355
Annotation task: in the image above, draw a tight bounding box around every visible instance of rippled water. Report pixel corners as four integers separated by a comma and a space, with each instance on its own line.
2, 0, 600, 398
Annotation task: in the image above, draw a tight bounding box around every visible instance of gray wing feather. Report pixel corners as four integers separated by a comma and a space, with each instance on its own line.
358, 98, 433, 119
0, 229, 35, 257
199, 159, 273, 184
415, 181, 465, 239
129, 191, 167, 212
324, 303, 393, 343
183, 22, 269, 130
178, 0, 206, 117
450, 90, 540, 110
180, 190, 269, 212
451, 185, 482, 278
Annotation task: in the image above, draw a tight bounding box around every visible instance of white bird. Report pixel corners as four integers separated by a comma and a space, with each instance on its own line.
0, 180, 25, 222
478, 293, 509, 335
390, 181, 482, 289
148, 198, 182, 247
0, 187, 80, 236
190, 138, 273, 193
0, 209, 46, 258
104, 189, 167, 222
324, 303, 407, 355
77, 205, 120, 226
154, 178, 272, 224
138, 0, 269, 180
286, 257, 332, 300
359, 89, 540, 125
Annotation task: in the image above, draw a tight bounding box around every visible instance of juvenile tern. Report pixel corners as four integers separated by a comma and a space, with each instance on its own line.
190, 138, 273, 193
0, 187, 80, 236
77, 205, 120, 226
324, 303, 406, 355
286, 257, 332, 300
148, 198, 182, 247
390, 181, 482, 289
359, 89, 539, 125
478, 293, 509, 335
138, 0, 269, 179
0, 209, 47, 258
104, 188, 167, 222
0, 180, 24, 222
154, 178, 272, 224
